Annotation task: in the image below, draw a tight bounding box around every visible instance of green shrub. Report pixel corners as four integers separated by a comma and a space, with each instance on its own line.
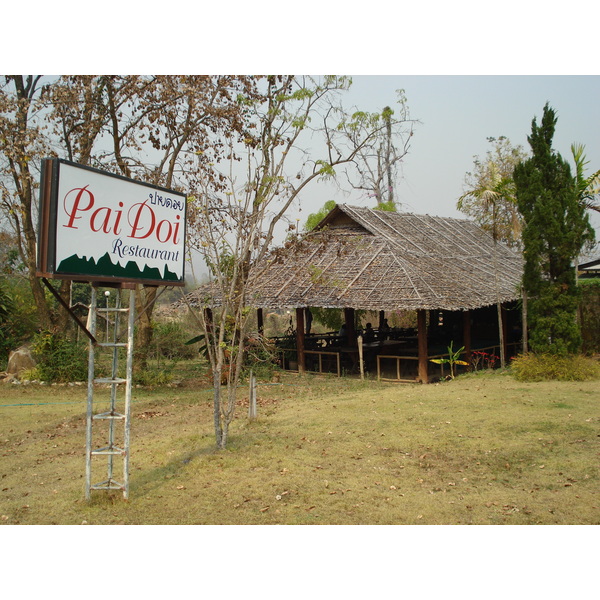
30, 332, 88, 383
579, 279, 600, 354
150, 320, 198, 361
511, 353, 600, 382
0, 277, 38, 366
0, 281, 15, 364
134, 366, 175, 386
242, 341, 280, 381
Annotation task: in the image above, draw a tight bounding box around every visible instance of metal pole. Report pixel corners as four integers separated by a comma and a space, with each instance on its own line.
107, 291, 120, 484
104, 290, 110, 343
122, 288, 136, 499
85, 287, 97, 501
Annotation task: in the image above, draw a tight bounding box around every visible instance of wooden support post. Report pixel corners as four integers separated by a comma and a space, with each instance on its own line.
501, 303, 508, 366
344, 307, 356, 346
521, 287, 528, 354
463, 310, 472, 367
417, 309, 428, 383
305, 307, 313, 335
295, 307, 306, 374
248, 371, 257, 419
358, 335, 364, 380
257, 308, 264, 336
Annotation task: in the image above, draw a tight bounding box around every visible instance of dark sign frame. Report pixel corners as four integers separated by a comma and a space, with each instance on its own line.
37, 159, 187, 287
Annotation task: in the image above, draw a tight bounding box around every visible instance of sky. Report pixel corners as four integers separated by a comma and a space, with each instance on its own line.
287, 75, 600, 236
7, 5, 600, 245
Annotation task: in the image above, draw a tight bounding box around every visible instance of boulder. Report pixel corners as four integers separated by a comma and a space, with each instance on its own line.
6, 346, 36, 378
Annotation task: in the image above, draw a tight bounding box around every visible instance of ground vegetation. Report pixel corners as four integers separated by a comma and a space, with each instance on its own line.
1, 366, 598, 525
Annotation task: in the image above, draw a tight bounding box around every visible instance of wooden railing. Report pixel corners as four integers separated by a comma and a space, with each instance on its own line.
376, 355, 419, 382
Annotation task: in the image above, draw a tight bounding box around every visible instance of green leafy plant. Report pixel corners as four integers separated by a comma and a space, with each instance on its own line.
0, 277, 38, 365
0, 281, 15, 364
134, 365, 175, 386
30, 332, 88, 383
430, 341, 469, 379
152, 321, 198, 361
185, 333, 208, 358
511, 353, 600, 382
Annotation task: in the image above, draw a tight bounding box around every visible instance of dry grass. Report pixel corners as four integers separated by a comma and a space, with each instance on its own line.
1, 367, 599, 525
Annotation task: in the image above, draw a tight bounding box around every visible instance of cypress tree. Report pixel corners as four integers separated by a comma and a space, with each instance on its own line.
513, 103, 595, 355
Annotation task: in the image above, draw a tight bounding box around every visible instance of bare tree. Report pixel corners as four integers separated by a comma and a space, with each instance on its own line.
0, 76, 55, 329
45, 75, 259, 367
339, 90, 415, 210
187, 76, 416, 449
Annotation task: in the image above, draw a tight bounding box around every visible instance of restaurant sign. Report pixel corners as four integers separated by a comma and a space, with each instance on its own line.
37, 159, 186, 286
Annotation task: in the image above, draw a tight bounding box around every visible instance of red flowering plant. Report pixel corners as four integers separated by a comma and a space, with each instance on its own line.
470, 350, 499, 371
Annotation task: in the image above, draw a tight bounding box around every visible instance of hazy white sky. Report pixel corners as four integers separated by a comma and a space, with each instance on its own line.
9, 2, 599, 233
289, 75, 600, 231
7, 6, 600, 253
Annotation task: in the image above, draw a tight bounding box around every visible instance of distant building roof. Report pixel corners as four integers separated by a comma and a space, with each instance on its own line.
578, 257, 600, 279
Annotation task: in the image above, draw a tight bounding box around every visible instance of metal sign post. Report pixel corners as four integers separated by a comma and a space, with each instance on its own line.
85, 285, 136, 500
36, 158, 187, 501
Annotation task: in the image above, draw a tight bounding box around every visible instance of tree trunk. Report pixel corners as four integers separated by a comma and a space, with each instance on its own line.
134, 285, 158, 372
29, 271, 53, 331
213, 373, 224, 449
385, 107, 394, 207
55, 279, 73, 334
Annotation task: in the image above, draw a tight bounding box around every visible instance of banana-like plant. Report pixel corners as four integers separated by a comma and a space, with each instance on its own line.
571, 143, 600, 214
430, 341, 469, 379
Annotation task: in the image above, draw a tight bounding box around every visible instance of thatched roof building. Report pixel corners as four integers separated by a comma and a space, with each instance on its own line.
181, 204, 524, 382
250, 204, 523, 311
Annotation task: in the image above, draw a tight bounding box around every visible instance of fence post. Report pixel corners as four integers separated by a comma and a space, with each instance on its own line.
248, 371, 257, 419
358, 335, 364, 380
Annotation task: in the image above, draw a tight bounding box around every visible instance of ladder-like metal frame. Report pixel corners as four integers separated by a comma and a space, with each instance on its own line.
85, 285, 136, 500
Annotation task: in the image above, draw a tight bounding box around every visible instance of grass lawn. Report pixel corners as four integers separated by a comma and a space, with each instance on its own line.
1, 366, 599, 525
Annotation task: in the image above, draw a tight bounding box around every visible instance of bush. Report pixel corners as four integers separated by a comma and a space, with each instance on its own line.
30, 332, 88, 382
0, 277, 38, 366
134, 366, 174, 386
0, 281, 15, 364
511, 353, 600, 382
580, 279, 600, 354
150, 320, 199, 361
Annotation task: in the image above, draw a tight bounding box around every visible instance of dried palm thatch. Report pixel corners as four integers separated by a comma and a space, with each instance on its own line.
181, 204, 524, 312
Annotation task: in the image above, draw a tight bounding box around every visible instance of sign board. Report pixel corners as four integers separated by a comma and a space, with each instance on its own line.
37, 159, 186, 286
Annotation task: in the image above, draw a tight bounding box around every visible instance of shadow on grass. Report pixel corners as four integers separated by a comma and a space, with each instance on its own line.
127, 423, 269, 497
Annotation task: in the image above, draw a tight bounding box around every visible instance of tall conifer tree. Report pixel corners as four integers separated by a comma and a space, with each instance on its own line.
514, 103, 595, 355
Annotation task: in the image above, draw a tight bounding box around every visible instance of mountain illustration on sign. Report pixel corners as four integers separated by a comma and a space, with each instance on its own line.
57, 253, 179, 282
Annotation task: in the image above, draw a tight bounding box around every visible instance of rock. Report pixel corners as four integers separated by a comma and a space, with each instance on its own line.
6, 346, 36, 379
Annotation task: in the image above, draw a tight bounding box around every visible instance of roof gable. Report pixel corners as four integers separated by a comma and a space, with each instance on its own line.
181, 204, 524, 313
249, 204, 523, 311
314, 204, 368, 231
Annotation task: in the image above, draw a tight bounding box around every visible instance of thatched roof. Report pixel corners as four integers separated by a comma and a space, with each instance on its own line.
183, 204, 524, 312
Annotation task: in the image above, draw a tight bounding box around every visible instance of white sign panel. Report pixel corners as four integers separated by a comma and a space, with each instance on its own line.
38, 159, 186, 286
